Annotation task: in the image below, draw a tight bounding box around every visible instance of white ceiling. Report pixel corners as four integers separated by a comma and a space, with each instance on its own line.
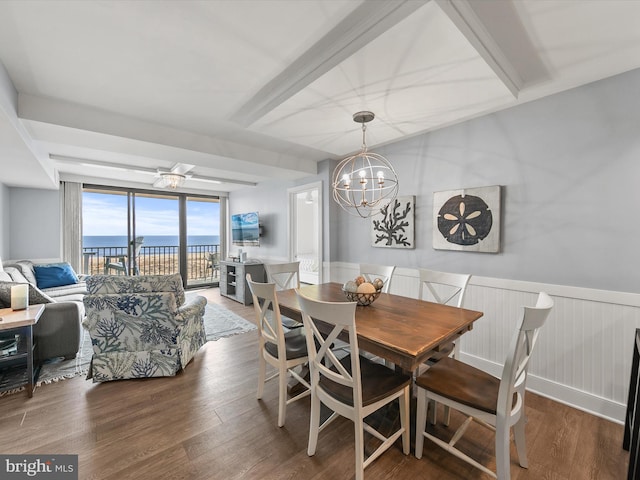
0, 0, 639, 194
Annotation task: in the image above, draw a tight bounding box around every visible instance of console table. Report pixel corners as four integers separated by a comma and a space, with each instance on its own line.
0, 304, 45, 397
220, 261, 265, 305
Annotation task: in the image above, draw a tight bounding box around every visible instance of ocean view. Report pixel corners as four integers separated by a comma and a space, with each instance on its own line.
83, 235, 220, 248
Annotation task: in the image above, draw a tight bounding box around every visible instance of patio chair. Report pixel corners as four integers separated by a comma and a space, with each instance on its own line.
207, 252, 220, 281
104, 236, 144, 275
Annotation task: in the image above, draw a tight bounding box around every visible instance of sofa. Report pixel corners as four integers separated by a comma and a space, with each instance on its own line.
0, 260, 86, 361
82, 273, 207, 382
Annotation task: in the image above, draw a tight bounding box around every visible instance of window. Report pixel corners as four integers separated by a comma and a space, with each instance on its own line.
82, 186, 221, 287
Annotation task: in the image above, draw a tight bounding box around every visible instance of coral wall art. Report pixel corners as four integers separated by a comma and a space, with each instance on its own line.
371, 196, 415, 249
433, 185, 501, 253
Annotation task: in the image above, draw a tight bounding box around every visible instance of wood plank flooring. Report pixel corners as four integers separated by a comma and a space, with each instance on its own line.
0, 288, 629, 479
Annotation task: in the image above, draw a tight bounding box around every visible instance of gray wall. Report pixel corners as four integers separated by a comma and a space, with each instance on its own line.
230, 180, 294, 262
230, 165, 333, 264
9, 187, 60, 260
233, 67, 640, 294
2, 68, 638, 293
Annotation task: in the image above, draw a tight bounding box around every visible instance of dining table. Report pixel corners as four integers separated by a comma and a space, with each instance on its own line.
276, 282, 484, 374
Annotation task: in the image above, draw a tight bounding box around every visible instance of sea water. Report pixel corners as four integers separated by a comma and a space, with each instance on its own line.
83, 235, 220, 250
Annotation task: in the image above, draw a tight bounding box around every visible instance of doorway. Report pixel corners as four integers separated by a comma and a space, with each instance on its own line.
288, 182, 322, 284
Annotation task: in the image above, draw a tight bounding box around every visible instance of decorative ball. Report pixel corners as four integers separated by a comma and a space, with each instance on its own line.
373, 278, 384, 291
355, 275, 366, 286
343, 280, 358, 293
356, 282, 376, 294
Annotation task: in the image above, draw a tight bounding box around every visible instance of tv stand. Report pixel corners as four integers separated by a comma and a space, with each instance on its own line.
220, 261, 265, 305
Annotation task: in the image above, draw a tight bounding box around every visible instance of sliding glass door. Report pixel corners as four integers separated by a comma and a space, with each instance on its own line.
133, 193, 181, 278
186, 197, 221, 287
82, 186, 221, 287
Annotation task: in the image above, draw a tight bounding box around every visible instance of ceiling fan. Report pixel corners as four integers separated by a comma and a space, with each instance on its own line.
153, 163, 194, 189
50, 155, 258, 188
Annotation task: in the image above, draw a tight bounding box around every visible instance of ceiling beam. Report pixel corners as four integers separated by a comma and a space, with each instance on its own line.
50, 155, 257, 186
230, 0, 430, 127
19, 94, 319, 177
436, 0, 522, 98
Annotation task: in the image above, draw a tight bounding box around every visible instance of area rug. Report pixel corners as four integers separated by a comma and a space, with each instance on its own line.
32, 302, 256, 387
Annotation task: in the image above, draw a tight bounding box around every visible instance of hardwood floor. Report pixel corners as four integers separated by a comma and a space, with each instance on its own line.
0, 288, 628, 479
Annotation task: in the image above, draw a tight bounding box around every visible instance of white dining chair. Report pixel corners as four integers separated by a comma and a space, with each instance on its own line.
418, 268, 472, 424
359, 263, 395, 293
265, 261, 301, 290
265, 261, 302, 329
296, 289, 411, 480
246, 273, 310, 427
414, 292, 554, 480
418, 269, 471, 360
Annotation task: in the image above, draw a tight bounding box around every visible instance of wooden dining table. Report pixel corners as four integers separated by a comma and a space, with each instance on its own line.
277, 282, 484, 373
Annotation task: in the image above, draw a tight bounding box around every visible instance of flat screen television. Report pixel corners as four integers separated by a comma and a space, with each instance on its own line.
231, 211, 260, 246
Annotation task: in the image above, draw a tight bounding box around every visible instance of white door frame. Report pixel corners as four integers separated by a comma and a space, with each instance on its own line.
288, 181, 323, 284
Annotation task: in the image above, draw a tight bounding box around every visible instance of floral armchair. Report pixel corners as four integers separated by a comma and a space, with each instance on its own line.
82, 273, 207, 382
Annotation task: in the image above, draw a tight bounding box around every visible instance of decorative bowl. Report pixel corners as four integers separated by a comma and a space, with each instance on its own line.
343, 288, 381, 306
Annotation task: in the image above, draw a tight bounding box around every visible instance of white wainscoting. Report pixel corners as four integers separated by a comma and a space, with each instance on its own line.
331, 262, 640, 424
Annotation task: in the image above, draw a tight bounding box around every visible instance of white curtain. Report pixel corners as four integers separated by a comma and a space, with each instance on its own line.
60, 181, 83, 273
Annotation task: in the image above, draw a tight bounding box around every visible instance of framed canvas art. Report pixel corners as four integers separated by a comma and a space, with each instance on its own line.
433, 185, 501, 253
371, 195, 415, 249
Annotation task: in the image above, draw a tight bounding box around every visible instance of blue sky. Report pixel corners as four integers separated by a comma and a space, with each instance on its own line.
83, 192, 220, 236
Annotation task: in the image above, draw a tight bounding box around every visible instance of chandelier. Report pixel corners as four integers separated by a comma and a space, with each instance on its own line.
159, 172, 186, 189
332, 111, 399, 218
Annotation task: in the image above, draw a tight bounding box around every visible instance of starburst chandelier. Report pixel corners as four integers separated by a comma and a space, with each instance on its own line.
332, 111, 399, 218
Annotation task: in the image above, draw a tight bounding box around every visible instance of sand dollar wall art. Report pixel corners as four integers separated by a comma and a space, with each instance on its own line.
371, 196, 415, 249
433, 185, 501, 253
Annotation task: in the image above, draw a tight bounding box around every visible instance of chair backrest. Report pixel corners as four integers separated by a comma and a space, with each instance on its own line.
359, 263, 395, 293
246, 273, 287, 354
265, 262, 301, 291
83, 274, 187, 339
130, 236, 144, 255
296, 290, 364, 407
497, 292, 554, 416
86, 273, 185, 304
418, 269, 471, 307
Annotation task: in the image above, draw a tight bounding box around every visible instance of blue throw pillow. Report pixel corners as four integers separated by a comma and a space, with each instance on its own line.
33, 262, 79, 289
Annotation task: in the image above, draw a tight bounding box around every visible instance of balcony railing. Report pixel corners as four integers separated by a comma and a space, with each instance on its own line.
82, 244, 220, 284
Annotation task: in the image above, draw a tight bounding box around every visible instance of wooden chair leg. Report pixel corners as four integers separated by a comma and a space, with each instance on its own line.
256, 356, 266, 399
354, 417, 365, 480
443, 405, 451, 426
495, 418, 511, 480
277, 366, 287, 427
307, 393, 321, 456
513, 415, 529, 468
428, 399, 438, 425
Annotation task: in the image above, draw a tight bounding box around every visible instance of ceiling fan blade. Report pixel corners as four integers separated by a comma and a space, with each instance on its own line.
170, 163, 195, 175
